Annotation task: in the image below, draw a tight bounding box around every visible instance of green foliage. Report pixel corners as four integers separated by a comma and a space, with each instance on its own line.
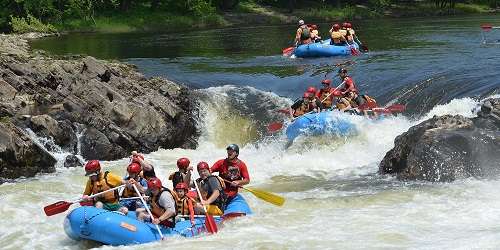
9, 14, 57, 33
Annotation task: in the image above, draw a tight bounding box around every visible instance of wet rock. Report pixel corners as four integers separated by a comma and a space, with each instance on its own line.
0, 122, 57, 179
0, 34, 199, 180
64, 154, 83, 168
379, 98, 500, 182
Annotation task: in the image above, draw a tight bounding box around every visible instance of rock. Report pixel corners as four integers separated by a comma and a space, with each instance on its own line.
379, 99, 500, 182
81, 127, 125, 160
64, 154, 83, 168
28, 115, 77, 153
0, 121, 57, 179
0, 34, 199, 180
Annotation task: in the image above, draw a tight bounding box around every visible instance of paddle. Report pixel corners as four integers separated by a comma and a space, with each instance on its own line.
267, 122, 284, 133
43, 184, 125, 216
192, 171, 218, 234
359, 104, 406, 114
132, 184, 164, 240
222, 179, 285, 207
354, 36, 368, 52
282, 46, 294, 56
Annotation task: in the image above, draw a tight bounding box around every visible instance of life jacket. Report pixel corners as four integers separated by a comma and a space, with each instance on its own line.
121, 176, 146, 198
176, 195, 195, 216
346, 28, 354, 42
300, 26, 311, 40
151, 187, 177, 227
330, 31, 345, 45
318, 89, 334, 108
336, 98, 351, 110
90, 171, 119, 203
196, 176, 226, 211
340, 77, 358, 95
340, 29, 348, 37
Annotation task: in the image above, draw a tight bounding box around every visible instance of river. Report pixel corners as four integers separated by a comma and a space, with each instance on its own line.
1, 15, 499, 249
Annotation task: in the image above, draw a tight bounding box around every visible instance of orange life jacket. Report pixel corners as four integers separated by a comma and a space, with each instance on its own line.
330, 31, 345, 44
90, 171, 119, 203
176, 196, 195, 216
151, 187, 177, 227
319, 89, 334, 108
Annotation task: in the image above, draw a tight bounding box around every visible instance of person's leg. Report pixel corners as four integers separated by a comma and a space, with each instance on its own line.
119, 206, 128, 215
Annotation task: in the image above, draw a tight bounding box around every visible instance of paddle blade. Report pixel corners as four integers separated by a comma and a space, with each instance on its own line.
205, 215, 218, 233
267, 122, 283, 133
350, 47, 360, 56
361, 44, 369, 52
481, 24, 493, 31
245, 187, 285, 206
282, 47, 294, 56
44, 201, 73, 216
386, 104, 406, 113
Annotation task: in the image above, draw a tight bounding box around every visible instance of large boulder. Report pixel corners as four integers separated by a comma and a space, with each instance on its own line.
379, 98, 500, 181
0, 121, 57, 179
0, 34, 199, 180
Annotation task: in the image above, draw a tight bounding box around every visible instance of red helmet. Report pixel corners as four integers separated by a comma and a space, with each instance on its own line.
197, 161, 210, 172
311, 24, 318, 29
345, 22, 352, 28
127, 163, 142, 174
333, 90, 342, 96
321, 79, 332, 85
307, 86, 317, 94
85, 160, 101, 176
177, 157, 190, 169
132, 154, 144, 163
175, 182, 188, 191
147, 177, 162, 189
332, 23, 340, 31
303, 92, 312, 98
342, 22, 349, 28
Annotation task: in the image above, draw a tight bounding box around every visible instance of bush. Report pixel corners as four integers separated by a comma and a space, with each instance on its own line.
9, 14, 57, 33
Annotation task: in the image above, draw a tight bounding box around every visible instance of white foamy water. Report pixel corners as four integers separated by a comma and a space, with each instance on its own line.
1, 89, 497, 249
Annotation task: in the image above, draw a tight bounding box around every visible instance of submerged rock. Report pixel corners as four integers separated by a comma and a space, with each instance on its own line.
0, 34, 199, 180
379, 98, 500, 182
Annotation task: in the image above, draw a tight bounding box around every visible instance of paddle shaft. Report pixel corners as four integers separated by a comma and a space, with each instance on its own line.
120, 196, 150, 201
132, 184, 164, 239
81, 184, 125, 202
193, 176, 209, 215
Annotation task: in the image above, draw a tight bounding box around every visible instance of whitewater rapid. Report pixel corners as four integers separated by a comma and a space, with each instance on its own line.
1, 85, 496, 249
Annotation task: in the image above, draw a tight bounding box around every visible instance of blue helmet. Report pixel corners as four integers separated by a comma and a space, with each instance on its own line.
226, 144, 240, 155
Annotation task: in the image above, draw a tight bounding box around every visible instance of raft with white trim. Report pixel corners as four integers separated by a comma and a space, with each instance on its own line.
285, 110, 357, 141
64, 194, 251, 245
293, 39, 359, 58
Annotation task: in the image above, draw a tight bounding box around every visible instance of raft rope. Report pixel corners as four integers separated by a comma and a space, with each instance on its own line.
83, 207, 113, 224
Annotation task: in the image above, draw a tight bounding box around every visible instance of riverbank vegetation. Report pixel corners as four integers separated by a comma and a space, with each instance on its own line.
1, 0, 498, 33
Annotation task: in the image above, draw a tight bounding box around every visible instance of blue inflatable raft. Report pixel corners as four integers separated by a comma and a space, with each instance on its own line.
293, 39, 359, 58
64, 194, 251, 245
285, 110, 357, 141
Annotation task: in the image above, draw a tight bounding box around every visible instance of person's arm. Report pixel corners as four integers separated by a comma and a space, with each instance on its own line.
234, 162, 250, 186
153, 193, 176, 224
82, 180, 92, 200
203, 189, 220, 205
184, 167, 193, 185
210, 160, 222, 173
294, 28, 302, 45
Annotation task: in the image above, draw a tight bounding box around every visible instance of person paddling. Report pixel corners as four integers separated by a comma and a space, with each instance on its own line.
337, 68, 358, 97
329, 23, 347, 46
136, 178, 177, 227
193, 162, 226, 215
290, 92, 322, 117
317, 79, 336, 109
210, 144, 250, 204
82, 160, 126, 211
119, 162, 148, 214
294, 20, 312, 46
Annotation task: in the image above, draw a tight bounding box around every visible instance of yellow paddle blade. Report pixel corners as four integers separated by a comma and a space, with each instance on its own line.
243, 187, 285, 206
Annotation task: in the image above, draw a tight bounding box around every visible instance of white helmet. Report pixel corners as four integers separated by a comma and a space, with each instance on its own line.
298, 20, 305, 25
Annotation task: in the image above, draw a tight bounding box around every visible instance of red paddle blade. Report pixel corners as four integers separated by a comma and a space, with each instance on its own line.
386, 104, 406, 113
205, 215, 218, 233
44, 201, 73, 216
350, 47, 360, 56
282, 47, 294, 56
267, 122, 283, 133
481, 24, 493, 31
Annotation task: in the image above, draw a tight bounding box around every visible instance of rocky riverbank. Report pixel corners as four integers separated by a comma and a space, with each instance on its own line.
0, 33, 199, 181
379, 98, 500, 182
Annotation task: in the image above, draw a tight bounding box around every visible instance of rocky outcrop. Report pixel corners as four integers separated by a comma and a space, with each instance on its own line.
379, 98, 500, 182
0, 34, 199, 180
0, 121, 57, 179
